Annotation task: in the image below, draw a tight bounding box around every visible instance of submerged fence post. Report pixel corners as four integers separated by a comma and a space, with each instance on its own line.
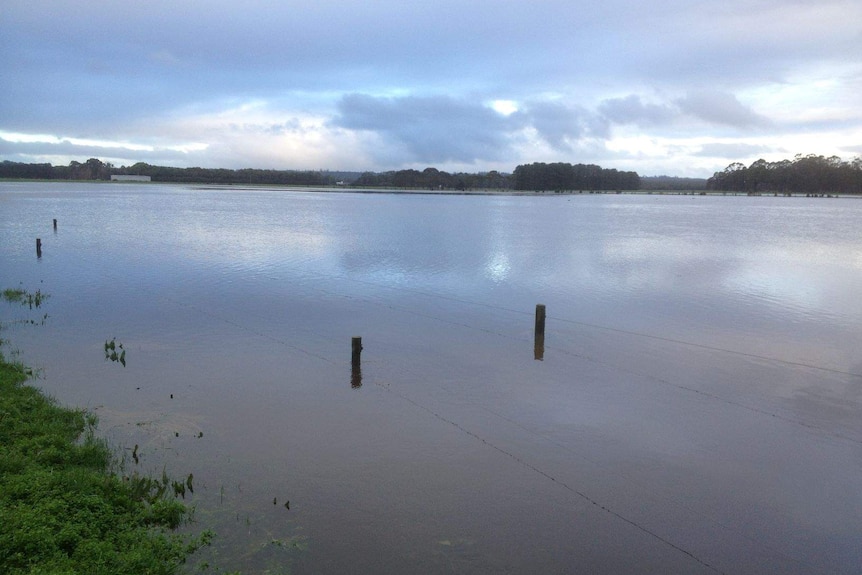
351, 337, 363, 388
534, 304, 546, 360
53, 219, 57, 230
36, 238, 42, 258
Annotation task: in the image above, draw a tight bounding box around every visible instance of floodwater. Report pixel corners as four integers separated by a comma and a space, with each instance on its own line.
2, 182, 861, 574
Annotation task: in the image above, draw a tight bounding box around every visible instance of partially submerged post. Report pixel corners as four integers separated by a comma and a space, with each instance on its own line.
534, 304, 546, 360
53, 219, 57, 230
351, 337, 363, 388
352, 337, 363, 366
36, 238, 42, 258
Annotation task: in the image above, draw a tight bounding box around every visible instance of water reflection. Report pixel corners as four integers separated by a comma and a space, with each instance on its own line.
350, 364, 362, 389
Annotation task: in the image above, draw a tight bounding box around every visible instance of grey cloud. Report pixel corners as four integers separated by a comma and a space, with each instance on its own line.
598, 91, 771, 132
225, 120, 305, 136
333, 94, 518, 164
0, 137, 127, 160
333, 94, 614, 165
677, 91, 771, 129
0, 136, 194, 168
598, 95, 677, 126
517, 102, 610, 150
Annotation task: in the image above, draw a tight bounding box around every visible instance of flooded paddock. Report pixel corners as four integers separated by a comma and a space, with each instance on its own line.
2, 182, 861, 574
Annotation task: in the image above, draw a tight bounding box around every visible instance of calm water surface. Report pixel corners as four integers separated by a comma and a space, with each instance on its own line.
2, 182, 861, 574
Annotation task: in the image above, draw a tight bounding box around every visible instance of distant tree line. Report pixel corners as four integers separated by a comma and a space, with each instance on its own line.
640, 175, 707, 190
0, 158, 111, 180
0, 159, 509, 188
352, 167, 512, 190
1, 158, 642, 191
512, 162, 640, 191
0, 159, 335, 186
113, 162, 333, 186
706, 155, 862, 195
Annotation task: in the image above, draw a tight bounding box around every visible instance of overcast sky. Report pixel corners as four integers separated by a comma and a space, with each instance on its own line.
2, 0, 860, 177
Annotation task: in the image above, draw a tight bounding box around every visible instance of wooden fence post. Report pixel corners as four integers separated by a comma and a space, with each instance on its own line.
351, 337, 363, 388
534, 304, 546, 360
352, 337, 362, 366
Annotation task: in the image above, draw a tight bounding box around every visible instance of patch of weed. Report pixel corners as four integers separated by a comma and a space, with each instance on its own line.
2, 286, 48, 309
0, 352, 213, 574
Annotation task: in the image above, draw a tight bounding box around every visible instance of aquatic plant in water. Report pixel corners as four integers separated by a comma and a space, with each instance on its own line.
2, 287, 49, 327
2, 287, 48, 309
105, 337, 126, 367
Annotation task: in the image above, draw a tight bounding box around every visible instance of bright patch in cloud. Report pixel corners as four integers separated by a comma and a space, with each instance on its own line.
0, 130, 206, 154
0, 131, 63, 145
491, 100, 519, 116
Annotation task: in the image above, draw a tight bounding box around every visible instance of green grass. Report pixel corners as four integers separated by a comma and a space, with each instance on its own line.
0, 353, 213, 574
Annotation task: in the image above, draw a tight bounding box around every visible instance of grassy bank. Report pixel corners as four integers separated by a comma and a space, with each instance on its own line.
0, 352, 213, 574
